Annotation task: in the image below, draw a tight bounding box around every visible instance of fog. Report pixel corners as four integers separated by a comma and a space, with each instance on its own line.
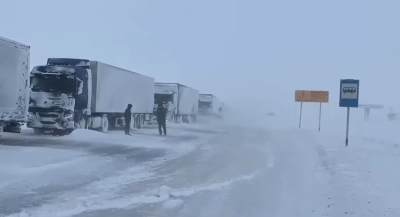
1, 0, 399, 123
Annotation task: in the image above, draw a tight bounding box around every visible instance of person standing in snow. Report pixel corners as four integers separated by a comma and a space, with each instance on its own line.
124, 104, 132, 135
156, 103, 167, 135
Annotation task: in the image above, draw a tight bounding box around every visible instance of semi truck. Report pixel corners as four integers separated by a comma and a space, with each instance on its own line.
198, 94, 223, 118
152, 83, 199, 123
27, 58, 154, 135
0, 37, 30, 135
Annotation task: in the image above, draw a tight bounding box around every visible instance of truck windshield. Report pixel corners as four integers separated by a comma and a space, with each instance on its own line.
31, 77, 75, 94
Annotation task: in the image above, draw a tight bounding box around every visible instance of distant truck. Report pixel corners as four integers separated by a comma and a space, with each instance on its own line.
27, 58, 154, 135
151, 83, 199, 123
0, 37, 30, 135
198, 94, 223, 118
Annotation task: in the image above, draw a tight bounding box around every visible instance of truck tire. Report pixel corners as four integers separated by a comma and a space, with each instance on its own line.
140, 115, 145, 127
53, 129, 70, 136
4, 123, 22, 133
136, 116, 142, 129
100, 116, 109, 132
129, 115, 134, 129
34, 129, 45, 135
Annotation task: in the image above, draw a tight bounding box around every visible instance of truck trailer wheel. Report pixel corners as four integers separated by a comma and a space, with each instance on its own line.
34, 129, 45, 135
53, 129, 71, 136
129, 115, 134, 129
140, 115, 145, 127
100, 116, 109, 132
135, 116, 142, 129
184, 115, 190, 124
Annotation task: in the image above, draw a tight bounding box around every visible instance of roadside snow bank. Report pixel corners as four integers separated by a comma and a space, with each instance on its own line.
63, 129, 171, 149
314, 128, 400, 216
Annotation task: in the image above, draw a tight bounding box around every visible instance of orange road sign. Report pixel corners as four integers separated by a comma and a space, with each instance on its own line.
295, 90, 329, 103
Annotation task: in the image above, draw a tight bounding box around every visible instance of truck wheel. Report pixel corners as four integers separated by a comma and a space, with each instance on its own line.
140, 115, 145, 127
4, 123, 21, 133
129, 115, 134, 129
34, 129, 44, 135
100, 116, 109, 132
136, 116, 142, 129
53, 129, 69, 136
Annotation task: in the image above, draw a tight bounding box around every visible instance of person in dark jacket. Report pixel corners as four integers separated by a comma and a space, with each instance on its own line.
156, 103, 167, 135
124, 104, 132, 135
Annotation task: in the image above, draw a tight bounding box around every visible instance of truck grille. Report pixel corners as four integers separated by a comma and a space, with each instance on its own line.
38, 113, 59, 118
40, 121, 57, 124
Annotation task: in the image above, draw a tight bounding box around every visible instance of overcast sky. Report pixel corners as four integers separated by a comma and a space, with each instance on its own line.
1, 0, 399, 119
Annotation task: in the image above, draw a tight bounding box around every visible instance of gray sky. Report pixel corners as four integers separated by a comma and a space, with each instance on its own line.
1, 0, 399, 115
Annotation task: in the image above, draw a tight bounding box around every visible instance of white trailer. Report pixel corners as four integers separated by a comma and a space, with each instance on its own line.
28, 59, 154, 134
198, 94, 223, 118
89, 61, 154, 130
153, 83, 199, 123
0, 37, 30, 135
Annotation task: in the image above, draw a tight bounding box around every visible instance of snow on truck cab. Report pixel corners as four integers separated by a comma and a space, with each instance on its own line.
28, 59, 91, 135
28, 58, 154, 135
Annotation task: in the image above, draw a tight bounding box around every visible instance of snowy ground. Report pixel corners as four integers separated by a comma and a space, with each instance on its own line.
1, 114, 400, 216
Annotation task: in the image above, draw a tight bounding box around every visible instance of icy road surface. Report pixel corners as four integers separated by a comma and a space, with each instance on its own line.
1, 119, 400, 217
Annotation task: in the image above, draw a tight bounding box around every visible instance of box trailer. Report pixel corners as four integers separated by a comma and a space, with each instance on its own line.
0, 37, 30, 135
199, 94, 223, 118
28, 58, 154, 135
153, 83, 199, 123
90, 61, 154, 114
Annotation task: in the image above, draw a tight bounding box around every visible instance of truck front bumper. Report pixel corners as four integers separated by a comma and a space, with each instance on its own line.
27, 117, 74, 130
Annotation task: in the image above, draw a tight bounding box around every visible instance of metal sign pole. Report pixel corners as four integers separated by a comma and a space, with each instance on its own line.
339, 79, 359, 147
318, 102, 322, 132
345, 107, 350, 147
299, 102, 303, 129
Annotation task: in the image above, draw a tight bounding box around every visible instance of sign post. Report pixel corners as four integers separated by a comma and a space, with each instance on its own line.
318, 103, 322, 131
339, 79, 360, 147
295, 90, 329, 131
299, 102, 303, 128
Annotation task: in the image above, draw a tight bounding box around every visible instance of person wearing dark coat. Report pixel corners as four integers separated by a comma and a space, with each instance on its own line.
124, 104, 132, 135
156, 103, 167, 135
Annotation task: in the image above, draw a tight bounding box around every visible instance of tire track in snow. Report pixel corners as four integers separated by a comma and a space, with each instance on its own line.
8, 172, 260, 217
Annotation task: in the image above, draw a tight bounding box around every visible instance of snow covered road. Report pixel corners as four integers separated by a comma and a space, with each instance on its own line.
1, 120, 400, 217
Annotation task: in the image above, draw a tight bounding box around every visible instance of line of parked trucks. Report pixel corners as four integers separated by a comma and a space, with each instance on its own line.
0, 37, 224, 136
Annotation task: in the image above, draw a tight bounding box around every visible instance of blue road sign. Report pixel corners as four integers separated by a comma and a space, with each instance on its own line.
339, 79, 359, 107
